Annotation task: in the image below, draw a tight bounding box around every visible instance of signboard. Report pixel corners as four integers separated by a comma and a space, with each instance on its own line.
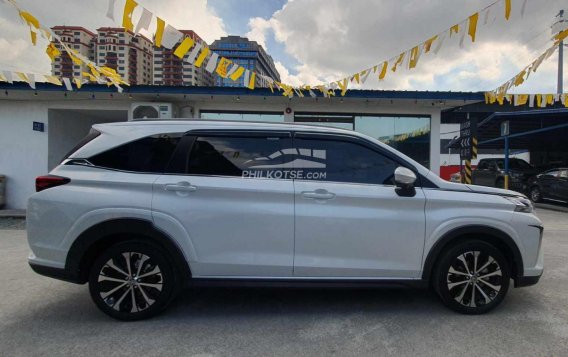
459, 117, 477, 160
500, 120, 510, 136
32, 121, 45, 132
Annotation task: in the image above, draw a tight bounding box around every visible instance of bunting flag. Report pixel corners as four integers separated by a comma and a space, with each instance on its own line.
485, 92, 568, 108
4, 0, 129, 90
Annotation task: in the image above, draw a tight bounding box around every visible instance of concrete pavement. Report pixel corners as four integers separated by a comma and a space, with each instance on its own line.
1, 209, 567, 356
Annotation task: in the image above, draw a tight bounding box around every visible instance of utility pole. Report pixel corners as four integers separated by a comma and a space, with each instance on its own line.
553, 10, 567, 94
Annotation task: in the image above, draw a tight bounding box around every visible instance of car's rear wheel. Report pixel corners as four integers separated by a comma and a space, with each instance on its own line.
530, 186, 542, 203
434, 240, 510, 314
88, 240, 179, 321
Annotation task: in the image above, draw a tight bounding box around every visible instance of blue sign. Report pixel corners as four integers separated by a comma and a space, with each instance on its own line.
33, 122, 45, 132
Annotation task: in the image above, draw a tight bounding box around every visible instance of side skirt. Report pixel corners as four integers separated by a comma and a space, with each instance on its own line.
189, 277, 428, 289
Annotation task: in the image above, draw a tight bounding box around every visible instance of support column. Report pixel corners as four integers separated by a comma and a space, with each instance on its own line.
429, 110, 441, 175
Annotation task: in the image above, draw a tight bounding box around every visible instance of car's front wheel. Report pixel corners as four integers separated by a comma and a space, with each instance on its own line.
88, 240, 179, 321
434, 240, 510, 314
530, 186, 542, 203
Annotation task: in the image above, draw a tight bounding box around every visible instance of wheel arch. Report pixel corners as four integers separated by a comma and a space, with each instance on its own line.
422, 225, 524, 283
66, 218, 192, 285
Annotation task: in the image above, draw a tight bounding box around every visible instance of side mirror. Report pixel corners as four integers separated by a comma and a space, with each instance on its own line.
394, 167, 417, 197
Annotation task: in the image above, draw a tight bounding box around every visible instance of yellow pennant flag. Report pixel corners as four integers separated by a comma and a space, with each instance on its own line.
216, 57, 232, 77
505, 0, 511, 20
16, 72, 30, 83
536, 94, 542, 107
122, 0, 138, 32
19, 11, 40, 45
229, 66, 245, 81
46, 43, 61, 62
516, 94, 529, 106
378, 61, 388, 80
155, 17, 165, 47
423, 35, 437, 53
514, 70, 526, 86
409, 46, 420, 69
546, 94, 554, 105
468, 13, 479, 42
0, 72, 6, 82
173, 37, 195, 59
351, 73, 360, 84
82, 72, 97, 82
564, 94, 568, 108
194, 47, 210, 68
391, 53, 405, 72
554, 28, 568, 43
67, 50, 82, 66
337, 78, 349, 96
450, 24, 459, 37
73, 78, 83, 89
44, 75, 62, 86
246, 72, 256, 90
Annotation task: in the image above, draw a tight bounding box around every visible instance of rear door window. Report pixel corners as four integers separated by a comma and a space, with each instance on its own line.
187, 135, 292, 178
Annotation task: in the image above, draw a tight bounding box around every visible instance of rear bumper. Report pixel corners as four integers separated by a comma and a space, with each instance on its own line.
514, 274, 542, 287
29, 262, 83, 284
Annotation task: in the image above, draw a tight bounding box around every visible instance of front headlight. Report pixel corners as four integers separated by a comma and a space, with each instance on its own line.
505, 196, 534, 213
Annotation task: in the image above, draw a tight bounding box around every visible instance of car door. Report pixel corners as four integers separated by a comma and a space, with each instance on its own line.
152, 131, 295, 277
539, 170, 559, 199
554, 170, 568, 201
473, 160, 490, 186
292, 132, 426, 278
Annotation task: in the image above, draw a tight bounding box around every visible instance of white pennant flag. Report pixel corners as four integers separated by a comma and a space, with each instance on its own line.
27, 73, 36, 89
483, 7, 491, 25
2, 70, 13, 83
458, 22, 467, 48
205, 53, 219, 73
226, 64, 239, 77
309, 89, 317, 98
243, 70, 250, 88
186, 42, 203, 64
106, 0, 117, 22
539, 95, 547, 108
360, 69, 371, 84
554, 94, 560, 103
520, 0, 528, 17
161, 25, 183, 49
62, 77, 72, 91
433, 32, 446, 54
134, 8, 152, 34
529, 94, 535, 107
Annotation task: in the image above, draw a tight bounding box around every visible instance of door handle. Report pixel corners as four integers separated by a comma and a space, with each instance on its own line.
164, 182, 197, 192
301, 189, 335, 200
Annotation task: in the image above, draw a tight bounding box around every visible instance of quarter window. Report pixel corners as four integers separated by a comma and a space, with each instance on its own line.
89, 134, 181, 173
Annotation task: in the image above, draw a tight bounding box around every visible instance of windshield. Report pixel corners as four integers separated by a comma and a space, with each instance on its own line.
495, 159, 533, 170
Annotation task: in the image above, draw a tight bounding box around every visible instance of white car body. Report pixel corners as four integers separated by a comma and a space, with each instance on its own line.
27, 120, 543, 312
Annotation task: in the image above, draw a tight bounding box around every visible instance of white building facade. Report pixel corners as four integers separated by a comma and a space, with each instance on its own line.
0, 84, 483, 209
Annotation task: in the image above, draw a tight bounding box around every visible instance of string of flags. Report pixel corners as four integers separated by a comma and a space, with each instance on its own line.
484, 26, 568, 107
106, 0, 524, 98
1, 0, 129, 91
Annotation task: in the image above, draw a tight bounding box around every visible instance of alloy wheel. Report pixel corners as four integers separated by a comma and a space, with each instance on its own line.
530, 187, 541, 202
97, 252, 164, 313
446, 251, 503, 308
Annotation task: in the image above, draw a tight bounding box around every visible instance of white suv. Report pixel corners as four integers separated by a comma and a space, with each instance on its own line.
27, 120, 543, 320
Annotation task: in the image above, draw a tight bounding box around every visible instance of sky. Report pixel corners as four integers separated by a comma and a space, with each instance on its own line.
0, 0, 565, 93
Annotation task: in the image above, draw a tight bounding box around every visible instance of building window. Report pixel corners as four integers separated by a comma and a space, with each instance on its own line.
74, 31, 80, 35
119, 66, 124, 70
74, 72, 80, 76
200, 111, 284, 123
119, 46, 124, 50
73, 45, 80, 49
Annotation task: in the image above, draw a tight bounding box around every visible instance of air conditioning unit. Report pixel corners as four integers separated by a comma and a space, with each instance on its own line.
129, 102, 178, 121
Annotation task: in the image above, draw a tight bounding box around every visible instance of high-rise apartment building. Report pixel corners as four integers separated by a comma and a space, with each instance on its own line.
95, 28, 153, 85
210, 36, 280, 88
153, 30, 213, 86
51, 26, 96, 80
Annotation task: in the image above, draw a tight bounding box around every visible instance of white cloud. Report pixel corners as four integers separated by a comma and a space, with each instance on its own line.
249, 0, 565, 93
245, 17, 272, 48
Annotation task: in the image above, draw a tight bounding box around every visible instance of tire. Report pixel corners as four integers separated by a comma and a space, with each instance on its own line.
530, 186, 542, 203
88, 240, 179, 321
433, 240, 510, 314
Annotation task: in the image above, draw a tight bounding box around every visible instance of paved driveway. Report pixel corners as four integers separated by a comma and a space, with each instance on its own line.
1, 209, 567, 356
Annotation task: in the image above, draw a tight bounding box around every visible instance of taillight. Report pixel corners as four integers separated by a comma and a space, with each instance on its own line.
35, 175, 71, 192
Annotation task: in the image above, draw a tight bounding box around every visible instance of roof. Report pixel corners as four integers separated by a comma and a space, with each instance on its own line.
51, 25, 97, 37
0, 82, 486, 101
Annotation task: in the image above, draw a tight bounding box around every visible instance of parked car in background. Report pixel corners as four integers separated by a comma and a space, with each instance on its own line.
472, 158, 538, 193
527, 168, 568, 203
